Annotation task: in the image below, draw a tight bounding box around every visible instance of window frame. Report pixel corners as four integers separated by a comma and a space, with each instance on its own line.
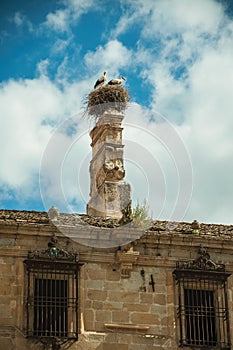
173, 247, 231, 349
24, 235, 80, 343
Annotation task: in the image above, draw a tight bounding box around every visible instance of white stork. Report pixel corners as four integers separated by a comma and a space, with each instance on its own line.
94, 71, 107, 89
107, 75, 126, 86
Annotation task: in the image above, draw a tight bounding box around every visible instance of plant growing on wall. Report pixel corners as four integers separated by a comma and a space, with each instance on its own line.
132, 200, 152, 229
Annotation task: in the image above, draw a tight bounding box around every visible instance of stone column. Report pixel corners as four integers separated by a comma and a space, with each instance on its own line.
87, 111, 131, 219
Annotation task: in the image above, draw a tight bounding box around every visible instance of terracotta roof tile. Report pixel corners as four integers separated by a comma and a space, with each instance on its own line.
0, 209, 232, 238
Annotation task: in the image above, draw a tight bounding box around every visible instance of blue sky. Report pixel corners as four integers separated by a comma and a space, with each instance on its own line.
1, 0, 233, 224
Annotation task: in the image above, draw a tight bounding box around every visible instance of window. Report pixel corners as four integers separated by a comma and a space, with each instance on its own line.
33, 277, 68, 337
184, 288, 217, 347
25, 235, 79, 341
173, 246, 231, 349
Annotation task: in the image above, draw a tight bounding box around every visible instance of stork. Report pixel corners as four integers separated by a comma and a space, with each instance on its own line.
107, 75, 126, 86
94, 71, 107, 89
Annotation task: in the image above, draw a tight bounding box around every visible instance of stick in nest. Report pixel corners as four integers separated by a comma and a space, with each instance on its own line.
85, 85, 130, 120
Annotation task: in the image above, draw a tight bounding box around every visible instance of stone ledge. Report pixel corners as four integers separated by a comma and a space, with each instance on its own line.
105, 323, 149, 333
1, 209, 233, 240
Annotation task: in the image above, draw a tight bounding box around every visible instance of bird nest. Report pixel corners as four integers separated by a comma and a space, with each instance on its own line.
86, 85, 130, 119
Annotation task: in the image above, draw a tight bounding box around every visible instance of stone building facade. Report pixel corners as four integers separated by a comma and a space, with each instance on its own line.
1, 86, 233, 349
0, 209, 233, 350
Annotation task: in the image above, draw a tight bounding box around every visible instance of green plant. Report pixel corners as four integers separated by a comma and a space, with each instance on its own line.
132, 200, 152, 229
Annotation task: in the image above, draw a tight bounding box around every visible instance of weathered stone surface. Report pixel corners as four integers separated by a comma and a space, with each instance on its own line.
87, 110, 131, 219
1, 209, 233, 239
0, 209, 233, 349
87, 289, 107, 301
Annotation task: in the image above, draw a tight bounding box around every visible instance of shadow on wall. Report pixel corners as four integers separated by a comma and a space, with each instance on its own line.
12, 328, 173, 349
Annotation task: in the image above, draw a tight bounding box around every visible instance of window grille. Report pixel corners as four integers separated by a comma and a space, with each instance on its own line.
24, 235, 79, 342
184, 288, 216, 346
173, 246, 231, 349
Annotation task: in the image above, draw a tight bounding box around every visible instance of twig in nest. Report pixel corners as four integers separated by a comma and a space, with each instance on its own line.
85, 85, 130, 120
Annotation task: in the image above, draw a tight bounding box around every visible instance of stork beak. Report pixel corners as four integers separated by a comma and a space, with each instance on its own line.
122, 76, 126, 81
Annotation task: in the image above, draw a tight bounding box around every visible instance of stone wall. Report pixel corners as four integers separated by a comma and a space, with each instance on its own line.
0, 210, 233, 349
81, 262, 176, 349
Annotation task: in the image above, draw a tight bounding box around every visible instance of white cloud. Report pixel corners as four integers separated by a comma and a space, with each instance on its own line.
51, 38, 72, 54
11, 11, 34, 32
0, 77, 60, 187
40, 125, 90, 212
45, 9, 70, 33
66, 0, 96, 20
112, 0, 154, 37
43, 0, 96, 33
123, 104, 193, 222
114, 0, 224, 38
13, 12, 24, 27
0, 72, 91, 208
143, 0, 223, 38
36, 59, 50, 76
1, 0, 233, 224
84, 40, 132, 75
110, 0, 233, 223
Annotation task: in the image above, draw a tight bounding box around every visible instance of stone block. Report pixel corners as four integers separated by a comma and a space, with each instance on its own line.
0, 304, 13, 319
0, 283, 12, 295
84, 320, 95, 331
105, 333, 132, 344
140, 293, 153, 304
95, 310, 112, 322
106, 269, 121, 281
84, 309, 95, 323
87, 289, 107, 301
129, 344, 163, 350
102, 344, 128, 350
103, 281, 122, 290
103, 302, 123, 310
86, 280, 104, 289
84, 300, 92, 309
112, 310, 129, 323
130, 312, 159, 325
95, 321, 106, 332
154, 284, 166, 294
82, 331, 105, 344
87, 263, 105, 272
0, 264, 13, 275
154, 293, 166, 305
126, 303, 150, 312
150, 304, 166, 315
121, 273, 141, 291
87, 269, 106, 280
108, 291, 139, 303
92, 301, 103, 310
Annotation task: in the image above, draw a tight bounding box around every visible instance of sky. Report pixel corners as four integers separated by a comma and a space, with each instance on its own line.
1, 0, 233, 225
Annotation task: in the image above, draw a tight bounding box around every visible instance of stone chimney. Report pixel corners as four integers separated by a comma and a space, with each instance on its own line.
86, 86, 131, 219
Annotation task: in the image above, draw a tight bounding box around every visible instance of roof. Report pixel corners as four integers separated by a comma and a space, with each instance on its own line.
0, 209, 233, 239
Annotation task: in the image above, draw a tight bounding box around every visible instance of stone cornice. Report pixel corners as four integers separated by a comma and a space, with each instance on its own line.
1, 246, 233, 274
1, 209, 233, 239
1, 224, 233, 253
